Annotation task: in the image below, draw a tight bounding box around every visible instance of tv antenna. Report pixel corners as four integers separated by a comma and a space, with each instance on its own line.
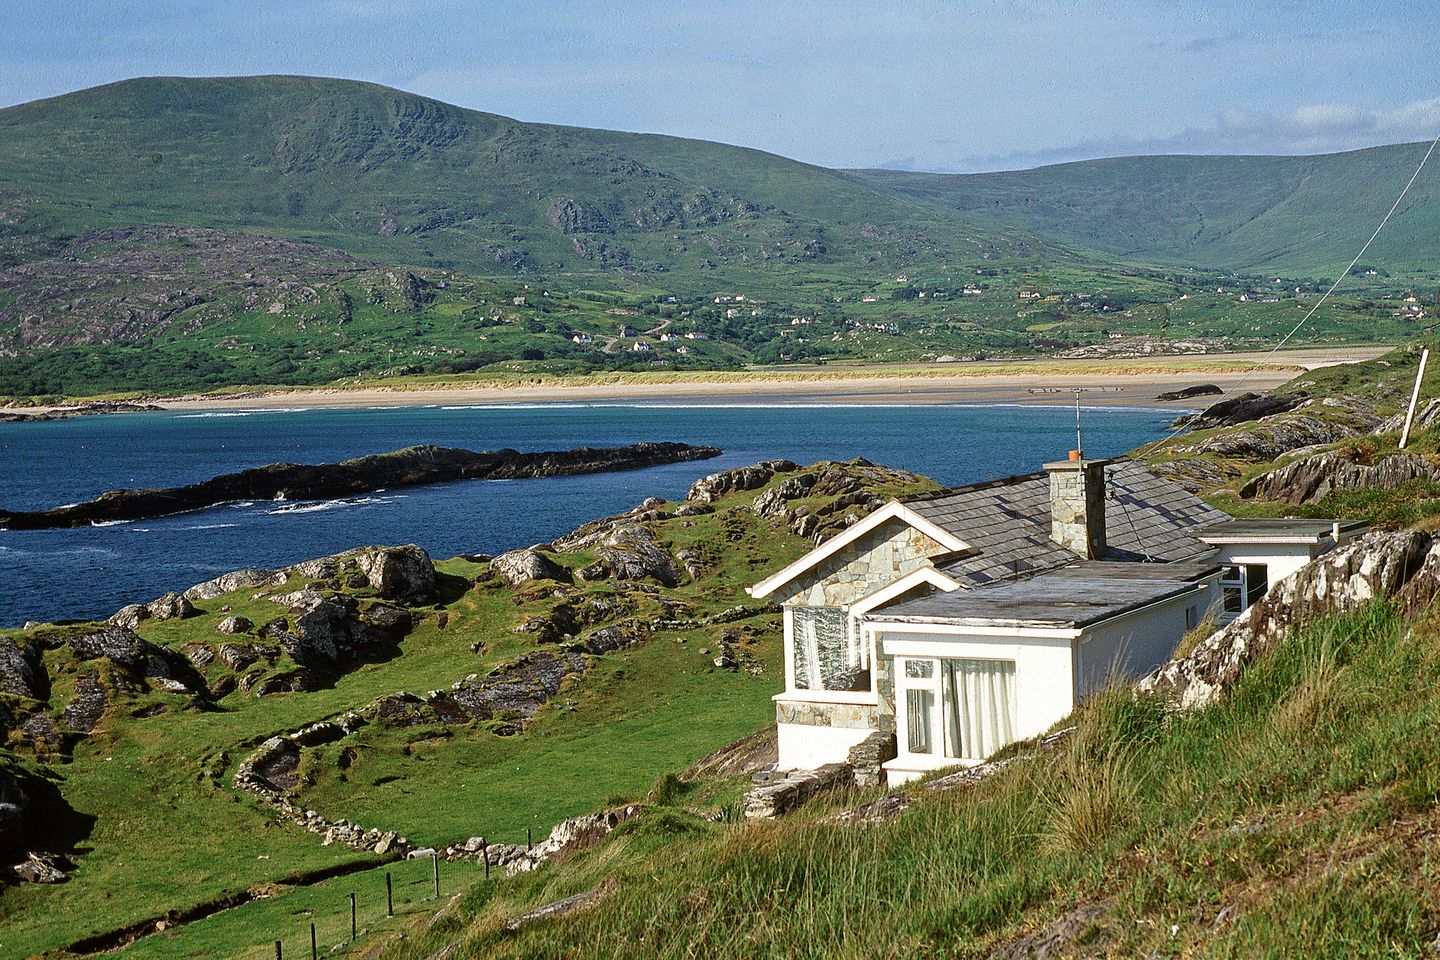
1073, 387, 1085, 455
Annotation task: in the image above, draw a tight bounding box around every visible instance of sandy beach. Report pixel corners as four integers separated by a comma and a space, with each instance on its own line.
151, 346, 1388, 413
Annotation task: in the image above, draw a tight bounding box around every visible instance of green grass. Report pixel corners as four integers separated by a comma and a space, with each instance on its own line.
376, 601, 1440, 959
296, 634, 781, 847
0, 463, 929, 957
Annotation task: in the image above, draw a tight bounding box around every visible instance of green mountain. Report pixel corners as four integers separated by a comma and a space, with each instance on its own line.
857, 143, 1440, 275
0, 75, 1027, 278
0, 75, 1435, 399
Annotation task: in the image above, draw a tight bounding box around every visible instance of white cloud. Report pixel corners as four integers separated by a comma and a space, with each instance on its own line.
944, 97, 1440, 172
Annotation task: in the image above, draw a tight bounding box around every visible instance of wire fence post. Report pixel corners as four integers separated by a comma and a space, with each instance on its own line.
481, 840, 490, 879
349, 891, 357, 940
432, 852, 440, 899
386, 871, 393, 917
526, 827, 532, 852
310, 922, 317, 960
274, 940, 282, 960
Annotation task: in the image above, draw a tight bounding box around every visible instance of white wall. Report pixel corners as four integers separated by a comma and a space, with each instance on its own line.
776, 722, 873, 769
1074, 580, 1220, 700
1214, 543, 1321, 587
878, 630, 1075, 764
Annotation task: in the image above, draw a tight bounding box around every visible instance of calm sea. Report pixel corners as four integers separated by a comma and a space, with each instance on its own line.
0, 402, 1178, 626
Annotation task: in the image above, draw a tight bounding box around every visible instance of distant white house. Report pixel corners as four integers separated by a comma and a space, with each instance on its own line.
631, 340, 654, 352
659, 332, 679, 342
676, 345, 691, 355
684, 332, 708, 340
748, 456, 1363, 785
571, 334, 594, 345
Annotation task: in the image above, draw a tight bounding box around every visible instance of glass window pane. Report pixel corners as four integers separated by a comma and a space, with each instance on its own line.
1223, 585, 1243, 613
906, 689, 933, 754
942, 659, 1017, 760
1245, 564, 1269, 606
904, 659, 934, 679
792, 606, 865, 690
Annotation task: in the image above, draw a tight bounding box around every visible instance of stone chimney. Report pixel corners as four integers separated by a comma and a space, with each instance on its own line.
1044, 452, 1110, 559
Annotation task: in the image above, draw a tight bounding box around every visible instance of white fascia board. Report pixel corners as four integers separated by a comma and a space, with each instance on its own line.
747, 500, 969, 599
871, 620, 1082, 641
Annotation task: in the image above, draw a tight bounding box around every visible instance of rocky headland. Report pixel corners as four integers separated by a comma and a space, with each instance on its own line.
0, 441, 721, 529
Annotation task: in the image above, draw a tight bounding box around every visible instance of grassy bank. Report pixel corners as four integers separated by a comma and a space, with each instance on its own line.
380, 601, 1440, 958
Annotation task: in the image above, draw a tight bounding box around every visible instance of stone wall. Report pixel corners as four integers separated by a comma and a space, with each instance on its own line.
776, 699, 878, 729
874, 653, 897, 734
781, 516, 946, 607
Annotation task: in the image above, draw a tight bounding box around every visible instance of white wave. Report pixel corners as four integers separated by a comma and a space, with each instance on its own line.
89, 519, 131, 527
265, 495, 396, 515
184, 523, 239, 530
174, 407, 314, 419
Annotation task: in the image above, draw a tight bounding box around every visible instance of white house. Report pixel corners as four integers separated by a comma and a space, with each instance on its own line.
748, 455, 1363, 785
631, 340, 654, 352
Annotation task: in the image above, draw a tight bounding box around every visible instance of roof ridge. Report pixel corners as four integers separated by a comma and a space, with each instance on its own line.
899, 470, 1046, 503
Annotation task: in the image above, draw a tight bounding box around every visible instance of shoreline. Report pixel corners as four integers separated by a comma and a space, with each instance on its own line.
5, 346, 1389, 417
154, 347, 1386, 413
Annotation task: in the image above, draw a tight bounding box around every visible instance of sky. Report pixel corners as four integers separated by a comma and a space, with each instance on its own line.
2, 0, 1437, 173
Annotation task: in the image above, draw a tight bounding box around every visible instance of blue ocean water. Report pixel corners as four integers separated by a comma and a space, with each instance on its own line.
0, 402, 1177, 626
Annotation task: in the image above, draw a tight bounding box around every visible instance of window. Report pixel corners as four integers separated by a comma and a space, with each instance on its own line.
906, 689, 934, 753
790, 606, 868, 692
1245, 564, 1269, 607
941, 659, 1016, 761
1221, 563, 1270, 618
895, 656, 1018, 762
1221, 565, 1244, 614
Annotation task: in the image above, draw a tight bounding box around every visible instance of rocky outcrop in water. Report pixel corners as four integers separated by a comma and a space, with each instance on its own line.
1240, 450, 1440, 505
0, 442, 721, 529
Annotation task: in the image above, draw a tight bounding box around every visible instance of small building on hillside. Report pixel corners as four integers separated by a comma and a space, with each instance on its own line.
631, 340, 654, 352
748, 456, 1363, 784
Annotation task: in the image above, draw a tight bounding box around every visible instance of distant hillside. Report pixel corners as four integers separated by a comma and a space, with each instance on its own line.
856, 143, 1440, 275
0, 75, 1033, 278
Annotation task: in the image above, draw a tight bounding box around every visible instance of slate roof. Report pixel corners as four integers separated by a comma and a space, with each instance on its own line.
873, 560, 1221, 628
1195, 518, 1368, 543
902, 459, 1228, 589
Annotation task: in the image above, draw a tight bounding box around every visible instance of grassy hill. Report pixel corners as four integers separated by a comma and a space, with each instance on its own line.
0, 76, 1432, 399
0, 75, 1024, 279
858, 143, 1440, 277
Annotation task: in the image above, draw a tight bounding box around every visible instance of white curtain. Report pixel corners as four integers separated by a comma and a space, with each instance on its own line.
906, 689, 934, 754
943, 659, 1016, 760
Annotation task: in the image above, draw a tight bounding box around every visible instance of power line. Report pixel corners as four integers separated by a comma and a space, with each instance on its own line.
1152, 132, 1440, 451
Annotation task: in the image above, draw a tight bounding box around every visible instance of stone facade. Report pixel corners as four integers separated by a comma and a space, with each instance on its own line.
1046, 460, 1107, 559
874, 653, 897, 734
781, 517, 946, 607
776, 699, 878, 729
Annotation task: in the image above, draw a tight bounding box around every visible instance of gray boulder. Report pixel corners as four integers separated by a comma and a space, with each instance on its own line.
355, 545, 436, 603
584, 524, 677, 585
67, 626, 206, 695
107, 604, 148, 631
216, 615, 252, 635
686, 459, 798, 504
145, 592, 196, 622
1240, 450, 1440, 505
0, 638, 44, 700
492, 548, 570, 587
751, 473, 818, 519
183, 568, 285, 602
11, 852, 66, 884
218, 643, 258, 671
